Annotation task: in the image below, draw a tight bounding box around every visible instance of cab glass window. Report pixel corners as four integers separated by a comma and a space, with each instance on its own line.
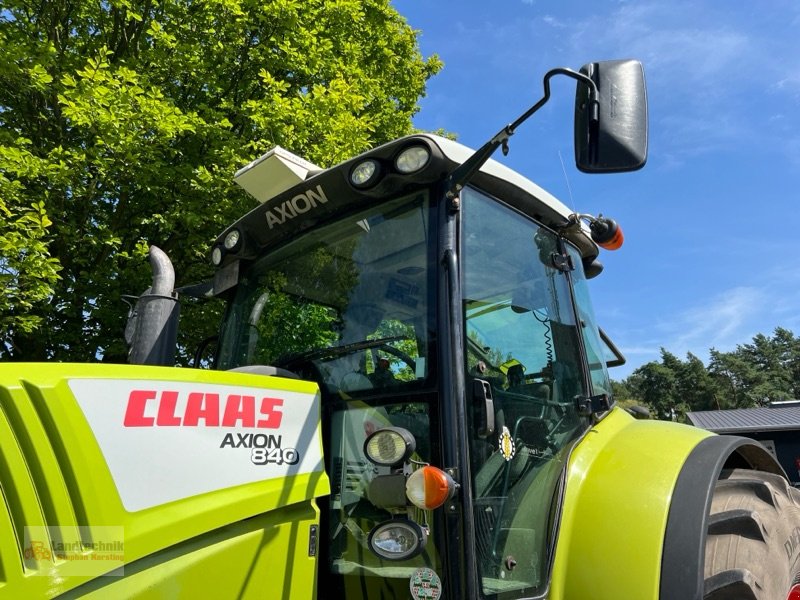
462, 187, 591, 597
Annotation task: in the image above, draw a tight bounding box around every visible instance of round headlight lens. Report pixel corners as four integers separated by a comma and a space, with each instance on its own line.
350, 159, 380, 188
211, 246, 223, 266
395, 146, 430, 174
224, 229, 241, 250
364, 427, 416, 466
368, 519, 427, 561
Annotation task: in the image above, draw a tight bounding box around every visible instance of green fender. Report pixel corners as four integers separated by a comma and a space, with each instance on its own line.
549, 407, 711, 599
548, 407, 784, 600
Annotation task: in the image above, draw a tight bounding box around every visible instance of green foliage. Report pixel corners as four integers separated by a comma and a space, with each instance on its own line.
0, 148, 62, 342
709, 327, 800, 405
370, 319, 418, 381
251, 280, 339, 366
626, 355, 680, 420
616, 328, 800, 420
0, 0, 441, 361
0, 136, 63, 346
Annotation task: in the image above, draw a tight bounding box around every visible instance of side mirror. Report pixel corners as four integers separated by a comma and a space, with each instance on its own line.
574, 59, 648, 173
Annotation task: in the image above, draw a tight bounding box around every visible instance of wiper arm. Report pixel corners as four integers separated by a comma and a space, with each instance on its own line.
275, 335, 407, 366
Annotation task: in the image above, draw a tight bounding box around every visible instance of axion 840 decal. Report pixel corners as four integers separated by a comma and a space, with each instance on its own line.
69, 379, 323, 512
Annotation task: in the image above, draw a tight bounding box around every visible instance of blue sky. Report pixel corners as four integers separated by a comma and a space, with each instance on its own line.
393, 0, 800, 378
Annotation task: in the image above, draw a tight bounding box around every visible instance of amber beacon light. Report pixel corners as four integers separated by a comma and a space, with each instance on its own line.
589, 216, 624, 250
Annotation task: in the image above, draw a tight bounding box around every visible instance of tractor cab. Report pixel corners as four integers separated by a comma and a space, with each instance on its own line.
209, 60, 647, 599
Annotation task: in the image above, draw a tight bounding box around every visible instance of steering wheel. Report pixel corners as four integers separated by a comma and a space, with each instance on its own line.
368, 343, 417, 372
276, 336, 418, 390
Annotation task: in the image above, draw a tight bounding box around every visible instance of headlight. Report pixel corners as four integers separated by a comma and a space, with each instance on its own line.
223, 229, 241, 250
368, 518, 427, 561
211, 246, 223, 266
350, 159, 381, 188
395, 146, 430, 174
364, 427, 416, 467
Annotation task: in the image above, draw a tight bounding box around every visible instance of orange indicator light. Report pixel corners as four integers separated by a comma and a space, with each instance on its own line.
406, 466, 456, 510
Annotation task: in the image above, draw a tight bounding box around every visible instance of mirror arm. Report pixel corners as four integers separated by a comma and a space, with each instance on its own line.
445, 67, 599, 201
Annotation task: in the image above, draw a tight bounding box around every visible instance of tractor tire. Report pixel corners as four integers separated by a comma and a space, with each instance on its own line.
704, 468, 800, 599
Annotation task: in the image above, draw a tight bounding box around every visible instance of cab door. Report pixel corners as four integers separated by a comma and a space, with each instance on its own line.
461, 187, 593, 598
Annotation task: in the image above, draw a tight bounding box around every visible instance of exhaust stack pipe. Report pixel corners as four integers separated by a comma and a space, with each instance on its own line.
125, 246, 180, 366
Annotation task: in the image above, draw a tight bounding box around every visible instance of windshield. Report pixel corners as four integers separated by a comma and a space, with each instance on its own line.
218, 190, 441, 597
462, 187, 591, 598
217, 192, 435, 394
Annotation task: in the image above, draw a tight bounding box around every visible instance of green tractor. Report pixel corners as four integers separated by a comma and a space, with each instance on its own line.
2, 60, 800, 599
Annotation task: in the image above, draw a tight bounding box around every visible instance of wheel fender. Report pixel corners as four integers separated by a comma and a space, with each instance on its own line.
550, 408, 712, 600
660, 434, 785, 600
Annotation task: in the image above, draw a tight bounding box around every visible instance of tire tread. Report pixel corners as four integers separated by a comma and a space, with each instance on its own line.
707, 508, 766, 541
703, 469, 800, 600
703, 568, 759, 600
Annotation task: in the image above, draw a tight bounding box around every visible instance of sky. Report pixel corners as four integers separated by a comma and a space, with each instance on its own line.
393, 0, 800, 378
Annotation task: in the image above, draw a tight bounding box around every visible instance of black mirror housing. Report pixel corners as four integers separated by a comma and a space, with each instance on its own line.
574, 59, 648, 173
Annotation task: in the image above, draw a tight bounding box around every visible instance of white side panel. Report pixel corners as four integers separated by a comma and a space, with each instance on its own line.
69, 379, 324, 512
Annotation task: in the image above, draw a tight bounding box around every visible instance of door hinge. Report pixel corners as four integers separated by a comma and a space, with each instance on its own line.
551, 252, 574, 272
576, 394, 610, 416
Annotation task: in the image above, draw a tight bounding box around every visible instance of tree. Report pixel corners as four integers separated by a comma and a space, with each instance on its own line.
0, 150, 61, 341
0, 0, 441, 362
627, 352, 679, 420
709, 328, 800, 406
615, 328, 800, 419
625, 349, 722, 420
673, 352, 720, 412
610, 379, 653, 416
708, 348, 759, 408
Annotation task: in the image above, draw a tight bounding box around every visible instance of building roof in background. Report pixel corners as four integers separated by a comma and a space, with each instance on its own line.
687, 406, 800, 433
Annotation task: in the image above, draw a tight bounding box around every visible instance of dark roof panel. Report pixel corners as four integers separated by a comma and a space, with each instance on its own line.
687, 407, 800, 433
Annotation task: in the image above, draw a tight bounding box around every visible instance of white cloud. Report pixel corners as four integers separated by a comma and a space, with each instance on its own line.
578, 4, 763, 116
611, 274, 800, 379
665, 287, 762, 352
541, 15, 565, 28
772, 76, 800, 105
